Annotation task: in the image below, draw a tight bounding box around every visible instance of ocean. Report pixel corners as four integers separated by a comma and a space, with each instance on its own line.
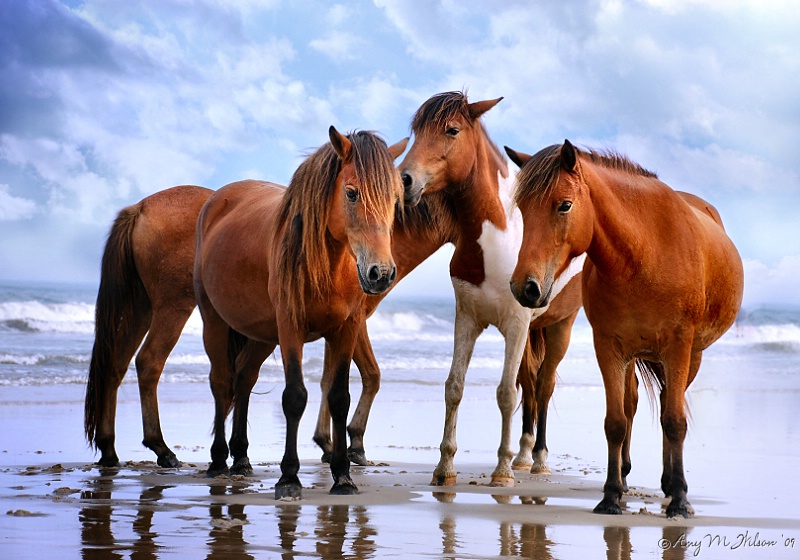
1, 280, 799, 393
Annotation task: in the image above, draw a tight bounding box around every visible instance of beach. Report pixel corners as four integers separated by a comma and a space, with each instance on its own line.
1, 283, 800, 558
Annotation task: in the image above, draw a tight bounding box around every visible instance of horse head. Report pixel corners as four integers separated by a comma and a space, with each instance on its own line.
507, 140, 592, 309
399, 92, 503, 206
328, 126, 406, 295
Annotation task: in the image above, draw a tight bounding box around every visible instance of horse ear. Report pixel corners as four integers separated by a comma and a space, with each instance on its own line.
467, 97, 503, 120
504, 146, 531, 168
561, 139, 578, 172
329, 126, 353, 162
387, 137, 409, 161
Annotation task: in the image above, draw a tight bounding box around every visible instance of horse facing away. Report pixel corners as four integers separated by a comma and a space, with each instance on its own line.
507, 140, 744, 518
194, 127, 404, 498
398, 91, 585, 487
85, 185, 213, 468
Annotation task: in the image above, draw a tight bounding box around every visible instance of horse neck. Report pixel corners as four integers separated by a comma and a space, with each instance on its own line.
583, 163, 668, 277
450, 134, 510, 237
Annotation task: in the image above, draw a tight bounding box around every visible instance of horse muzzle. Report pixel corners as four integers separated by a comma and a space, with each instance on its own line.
400, 171, 426, 207
510, 277, 551, 309
358, 261, 397, 295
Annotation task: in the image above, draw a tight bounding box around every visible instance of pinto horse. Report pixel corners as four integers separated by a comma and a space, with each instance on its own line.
194, 128, 404, 498
507, 141, 743, 517
398, 92, 584, 487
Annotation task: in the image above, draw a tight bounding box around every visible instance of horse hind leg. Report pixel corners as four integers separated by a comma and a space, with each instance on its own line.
134, 305, 195, 468
529, 312, 578, 475
512, 329, 543, 472
347, 327, 380, 466
313, 341, 336, 463
228, 340, 275, 476
91, 313, 150, 468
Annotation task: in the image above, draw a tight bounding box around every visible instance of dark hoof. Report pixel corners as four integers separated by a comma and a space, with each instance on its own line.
157, 453, 181, 469
666, 498, 694, 519
593, 497, 623, 515
348, 448, 369, 466
230, 457, 253, 477
330, 476, 358, 495
320, 451, 332, 464
97, 455, 120, 468
205, 463, 230, 478
275, 481, 303, 500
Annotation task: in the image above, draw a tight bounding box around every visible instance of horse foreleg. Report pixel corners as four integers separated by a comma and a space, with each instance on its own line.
593, 339, 629, 515
313, 341, 335, 463
134, 305, 194, 468
347, 325, 380, 466
325, 318, 360, 495
490, 318, 528, 487
229, 340, 275, 476
275, 326, 308, 500
432, 308, 482, 486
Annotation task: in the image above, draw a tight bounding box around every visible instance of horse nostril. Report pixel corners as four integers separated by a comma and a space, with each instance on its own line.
523, 279, 541, 303
368, 264, 381, 282
401, 172, 412, 189
389, 266, 397, 282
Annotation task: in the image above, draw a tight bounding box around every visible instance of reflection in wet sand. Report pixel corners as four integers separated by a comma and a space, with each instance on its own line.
207, 485, 253, 560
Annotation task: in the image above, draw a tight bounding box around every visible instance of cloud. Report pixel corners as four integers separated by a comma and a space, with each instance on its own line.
742, 257, 800, 308
0, 184, 37, 221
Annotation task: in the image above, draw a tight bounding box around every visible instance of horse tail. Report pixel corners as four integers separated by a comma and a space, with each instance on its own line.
227, 328, 249, 415
85, 205, 148, 448
636, 359, 693, 424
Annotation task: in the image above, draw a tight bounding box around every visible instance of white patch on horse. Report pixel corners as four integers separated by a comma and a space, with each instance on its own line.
551, 253, 586, 299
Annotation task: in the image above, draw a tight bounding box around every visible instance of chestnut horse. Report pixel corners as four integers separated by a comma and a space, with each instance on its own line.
398, 92, 584, 487
195, 128, 404, 498
508, 141, 743, 517
85, 185, 213, 468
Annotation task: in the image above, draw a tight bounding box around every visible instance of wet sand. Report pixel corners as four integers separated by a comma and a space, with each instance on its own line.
2, 367, 800, 558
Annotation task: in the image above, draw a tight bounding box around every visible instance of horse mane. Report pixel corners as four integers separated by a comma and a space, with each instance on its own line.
410, 90, 507, 171
514, 143, 658, 206
275, 130, 399, 326
394, 189, 459, 245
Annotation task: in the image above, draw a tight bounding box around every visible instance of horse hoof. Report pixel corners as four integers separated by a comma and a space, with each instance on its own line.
489, 476, 515, 488
275, 482, 302, 500
530, 464, 552, 475
231, 458, 253, 477
348, 448, 369, 466
431, 473, 456, 487
511, 460, 533, 471
320, 451, 332, 464
666, 499, 695, 519
97, 455, 120, 469
157, 453, 181, 469
205, 463, 229, 478
330, 477, 359, 495
593, 499, 623, 515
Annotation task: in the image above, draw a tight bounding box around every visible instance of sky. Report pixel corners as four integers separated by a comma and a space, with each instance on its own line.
0, 0, 798, 309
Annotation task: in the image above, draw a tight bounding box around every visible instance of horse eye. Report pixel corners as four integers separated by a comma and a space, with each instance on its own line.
557, 200, 573, 213
345, 188, 359, 202
446, 127, 460, 137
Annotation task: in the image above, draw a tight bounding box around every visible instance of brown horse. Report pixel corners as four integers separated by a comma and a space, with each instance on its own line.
507, 140, 744, 517
85, 185, 213, 468
398, 91, 584, 487
195, 127, 404, 498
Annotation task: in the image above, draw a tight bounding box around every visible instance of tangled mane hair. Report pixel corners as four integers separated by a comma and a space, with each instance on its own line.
276, 130, 401, 326
514, 143, 658, 207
